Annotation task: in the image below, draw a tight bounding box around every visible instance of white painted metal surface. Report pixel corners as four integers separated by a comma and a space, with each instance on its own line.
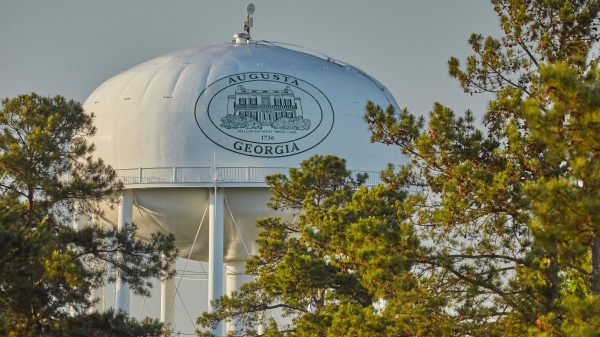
225, 261, 253, 333
86, 42, 400, 262
160, 275, 175, 325
84, 42, 400, 171
208, 188, 224, 336
116, 191, 133, 313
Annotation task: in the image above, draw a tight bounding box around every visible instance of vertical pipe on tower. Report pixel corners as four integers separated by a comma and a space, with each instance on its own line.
72, 202, 82, 231
77, 210, 104, 314
160, 258, 176, 325
257, 310, 269, 335
90, 213, 105, 313
116, 190, 133, 313
225, 260, 253, 333
71, 202, 83, 316
209, 187, 224, 335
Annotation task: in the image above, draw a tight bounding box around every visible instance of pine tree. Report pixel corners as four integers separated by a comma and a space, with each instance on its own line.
198, 156, 454, 336
0, 93, 177, 337
365, 0, 600, 335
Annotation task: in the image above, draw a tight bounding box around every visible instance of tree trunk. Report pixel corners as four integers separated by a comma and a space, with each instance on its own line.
546, 256, 559, 311
591, 235, 600, 294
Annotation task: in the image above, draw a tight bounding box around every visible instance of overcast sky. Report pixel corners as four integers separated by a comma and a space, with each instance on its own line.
0, 0, 501, 334
0, 0, 500, 117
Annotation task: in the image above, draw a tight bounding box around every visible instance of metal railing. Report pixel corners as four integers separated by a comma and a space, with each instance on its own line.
114, 166, 381, 186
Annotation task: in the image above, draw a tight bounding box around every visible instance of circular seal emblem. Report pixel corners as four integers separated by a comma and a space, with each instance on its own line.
194, 72, 334, 158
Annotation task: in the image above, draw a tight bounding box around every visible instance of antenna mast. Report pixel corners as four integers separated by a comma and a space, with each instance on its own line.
233, 3, 255, 44
245, 3, 255, 35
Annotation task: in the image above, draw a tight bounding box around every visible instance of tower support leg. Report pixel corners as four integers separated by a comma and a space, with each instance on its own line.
257, 310, 269, 335
116, 190, 133, 313
91, 214, 105, 313
160, 262, 176, 325
209, 188, 224, 335
71, 202, 84, 316
225, 260, 254, 333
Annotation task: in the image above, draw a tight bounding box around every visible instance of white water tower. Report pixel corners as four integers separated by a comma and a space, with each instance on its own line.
83, 5, 400, 334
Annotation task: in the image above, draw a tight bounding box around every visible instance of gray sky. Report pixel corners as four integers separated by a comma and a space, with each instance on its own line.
0, 0, 500, 116
0, 0, 501, 334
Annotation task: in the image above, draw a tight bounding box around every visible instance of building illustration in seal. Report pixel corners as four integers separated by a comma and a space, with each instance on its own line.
221, 85, 311, 130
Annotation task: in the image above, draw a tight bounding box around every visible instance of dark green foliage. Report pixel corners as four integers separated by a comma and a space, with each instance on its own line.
365, 1, 600, 336
4, 310, 166, 337
0, 93, 176, 336
198, 156, 454, 336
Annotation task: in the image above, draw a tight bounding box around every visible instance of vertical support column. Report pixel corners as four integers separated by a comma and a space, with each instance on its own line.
257, 309, 269, 335
225, 260, 253, 333
85, 212, 104, 314
225, 261, 247, 297
257, 318, 266, 335
72, 202, 83, 231
71, 202, 84, 316
208, 187, 224, 336
90, 213, 106, 313
160, 261, 176, 325
116, 190, 133, 313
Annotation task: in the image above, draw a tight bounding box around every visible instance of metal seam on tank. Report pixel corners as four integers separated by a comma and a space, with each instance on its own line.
195, 58, 219, 114
179, 44, 236, 95
147, 59, 188, 106
88, 71, 132, 106
116, 57, 171, 105
135, 54, 176, 83
208, 44, 240, 85
89, 73, 123, 101
170, 63, 194, 100
192, 49, 217, 92
138, 63, 172, 106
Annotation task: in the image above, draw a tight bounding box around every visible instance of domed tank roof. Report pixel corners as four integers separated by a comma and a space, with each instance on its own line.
84, 41, 401, 175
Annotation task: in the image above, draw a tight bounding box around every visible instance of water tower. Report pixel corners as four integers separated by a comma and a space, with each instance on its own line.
83, 5, 400, 334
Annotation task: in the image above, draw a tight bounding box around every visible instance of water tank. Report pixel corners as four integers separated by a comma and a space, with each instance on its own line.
84, 40, 401, 262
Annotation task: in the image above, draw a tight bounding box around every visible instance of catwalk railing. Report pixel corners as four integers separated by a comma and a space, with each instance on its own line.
113, 167, 381, 186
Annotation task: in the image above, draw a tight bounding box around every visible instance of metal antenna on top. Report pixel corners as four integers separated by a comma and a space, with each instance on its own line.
233, 3, 255, 43
245, 3, 255, 35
